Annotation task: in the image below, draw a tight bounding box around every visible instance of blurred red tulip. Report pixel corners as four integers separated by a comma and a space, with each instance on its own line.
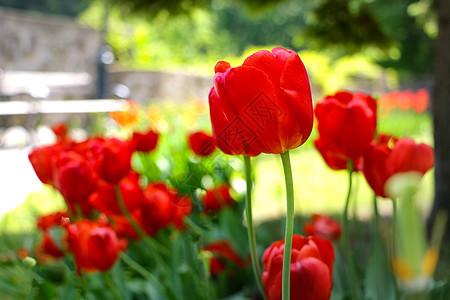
378, 89, 429, 114
37, 212, 69, 231
262, 235, 334, 300
99, 138, 132, 184
36, 211, 69, 262
315, 91, 377, 161
304, 214, 342, 241
130, 130, 159, 152
363, 136, 434, 198
141, 183, 192, 236
202, 185, 234, 213
67, 219, 126, 274
203, 240, 247, 275
109, 214, 141, 240
28, 143, 65, 185
51, 122, 68, 141
209, 47, 313, 156
54, 151, 98, 204
89, 172, 143, 216
188, 131, 216, 157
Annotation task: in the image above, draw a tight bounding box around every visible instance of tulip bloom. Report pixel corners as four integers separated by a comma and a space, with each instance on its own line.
209, 47, 313, 156
67, 219, 126, 274
28, 143, 65, 186
188, 131, 216, 157
315, 91, 377, 161
140, 183, 192, 236
262, 235, 334, 300
51, 122, 68, 141
89, 172, 143, 216
99, 138, 132, 184
202, 185, 234, 213
36, 212, 69, 261
130, 130, 159, 152
203, 240, 247, 275
314, 137, 362, 171
363, 136, 434, 198
54, 151, 98, 204
303, 214, 342, 241
37, 212, 69, 231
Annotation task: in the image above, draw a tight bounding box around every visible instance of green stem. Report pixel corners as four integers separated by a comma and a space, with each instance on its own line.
243, 156, 266, 300
280, 151, 294, 300
373, 194, 379, 235
342, 160, 359, 300
392, 198, 397, 256
102, 272, 122, 300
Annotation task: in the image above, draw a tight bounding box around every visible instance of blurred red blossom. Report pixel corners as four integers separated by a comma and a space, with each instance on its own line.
140, 183, 192, 236
67, 219, 127, 274
379, 89, 429, 114
203, 240, 247, 275
363, 136, 434, 198
303, 214, 342, 241
188, 131, 216, 157
51, 122, 69, 141
130, 130, 159, 152
202, 185, 234, 213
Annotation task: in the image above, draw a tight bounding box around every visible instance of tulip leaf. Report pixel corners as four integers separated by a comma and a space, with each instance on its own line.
429, 277, 450, 300
218, 208, 249, 258
364, 235, 396, 300
0, 277, 20, 294
330, 246, 349, 300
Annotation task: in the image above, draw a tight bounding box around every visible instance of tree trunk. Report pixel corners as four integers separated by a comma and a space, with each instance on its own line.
429, 0, 450, 239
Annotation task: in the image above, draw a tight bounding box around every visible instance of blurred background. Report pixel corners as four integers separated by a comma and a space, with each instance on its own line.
0, 0, 439, 223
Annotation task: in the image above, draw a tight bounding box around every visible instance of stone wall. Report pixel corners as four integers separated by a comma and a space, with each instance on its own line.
109, 70, 213, 103
0, 8, 101, 75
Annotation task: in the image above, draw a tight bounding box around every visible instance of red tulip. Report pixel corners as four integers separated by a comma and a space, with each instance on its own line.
36, 212, 69, 261
54, 151, 98, 204
39, 232, 65, 258
188, 131, 216, 157
28, 143, 65, 185
67, 219, 126, 274
303, 214, 342, 241
209, 47, 313, 156
51, 122, 68, 141
140, 183, 192, 236
130, 130, 159, 152
203, 240, 247, 275
89, 172, 143, 216
109, 214, 141, 240
171, 193, 193, 230
72, 137, 106, 172
315, 91, 377, 161
202, 185, 234, 213
99, 138, 132, 184
262, 235, 334, 300
314, 137, 362, 171
37, 212, 69, 231
363, 136, 434, 198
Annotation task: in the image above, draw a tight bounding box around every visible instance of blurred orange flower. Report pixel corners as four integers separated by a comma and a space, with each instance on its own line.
110, 100, 140, 127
